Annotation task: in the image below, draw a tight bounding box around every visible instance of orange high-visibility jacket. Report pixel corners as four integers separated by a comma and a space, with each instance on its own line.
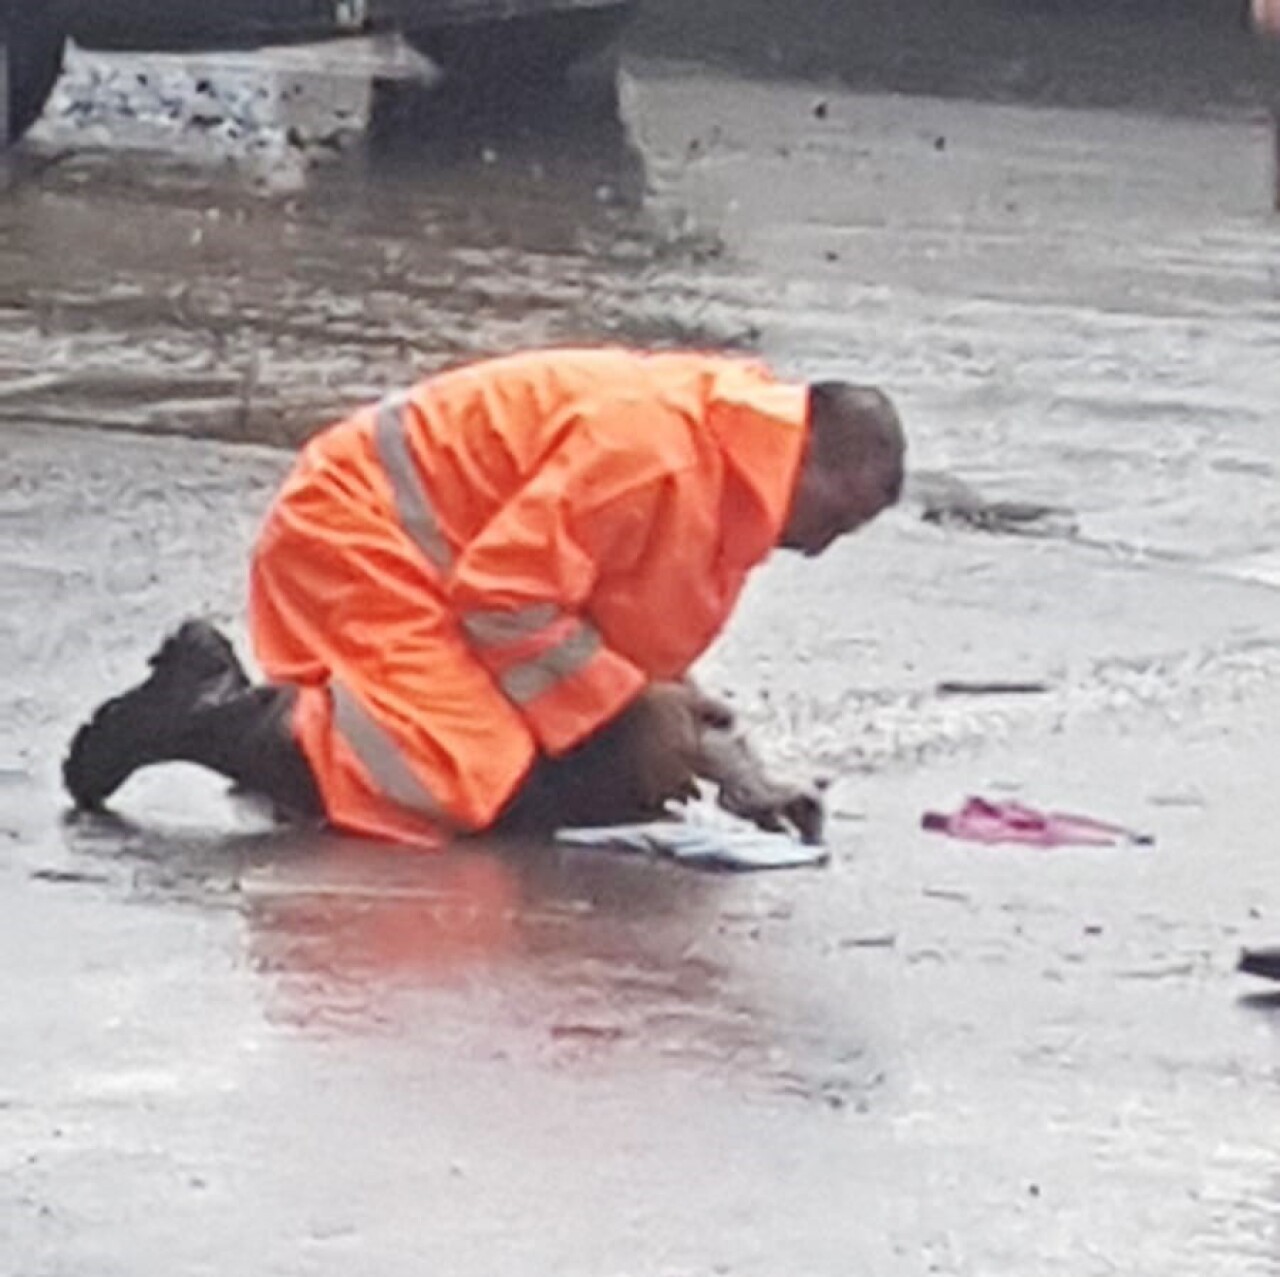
249, 347, 809, 848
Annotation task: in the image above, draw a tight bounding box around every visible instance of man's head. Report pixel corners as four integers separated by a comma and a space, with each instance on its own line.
779, 381, 906, 557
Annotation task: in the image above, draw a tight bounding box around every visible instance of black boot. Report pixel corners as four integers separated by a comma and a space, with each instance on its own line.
178, 683, 324, 820
63, 619, 322, 820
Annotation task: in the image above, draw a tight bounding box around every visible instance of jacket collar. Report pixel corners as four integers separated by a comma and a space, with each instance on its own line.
707, 365, 809, 569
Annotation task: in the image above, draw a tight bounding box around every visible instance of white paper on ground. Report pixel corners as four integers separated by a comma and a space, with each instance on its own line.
555, 820, 830, 871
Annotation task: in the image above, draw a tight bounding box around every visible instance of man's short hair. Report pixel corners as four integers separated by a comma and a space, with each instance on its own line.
807, 381, 905, 472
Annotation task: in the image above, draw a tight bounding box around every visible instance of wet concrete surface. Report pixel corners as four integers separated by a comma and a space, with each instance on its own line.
630, 0, 1279, 116
4, 25, 1280, 1277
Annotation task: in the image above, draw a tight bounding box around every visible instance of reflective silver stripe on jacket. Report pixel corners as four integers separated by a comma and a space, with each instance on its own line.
374, 393, 454, 574
330, 679, 447, 821
500, 622, 603, 705
461, 601, 562, 649
371, 391, 601, 710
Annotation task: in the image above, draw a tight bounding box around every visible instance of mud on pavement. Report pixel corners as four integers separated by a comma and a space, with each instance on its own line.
3, 11, 1280, 1275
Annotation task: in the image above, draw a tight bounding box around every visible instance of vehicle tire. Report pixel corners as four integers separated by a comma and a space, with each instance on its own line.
3, 5, 66, 146
404, 4, 634, 94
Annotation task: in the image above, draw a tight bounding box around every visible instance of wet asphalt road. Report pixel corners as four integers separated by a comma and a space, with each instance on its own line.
3, 19, 1280, 1275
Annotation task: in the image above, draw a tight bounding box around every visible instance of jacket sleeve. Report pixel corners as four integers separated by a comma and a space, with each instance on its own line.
446, 401, 688, 756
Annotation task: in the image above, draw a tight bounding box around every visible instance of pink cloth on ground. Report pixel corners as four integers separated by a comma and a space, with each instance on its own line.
922, 796, 1153, 847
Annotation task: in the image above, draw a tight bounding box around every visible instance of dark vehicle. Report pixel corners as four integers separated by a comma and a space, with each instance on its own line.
2, 0, 637, 147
